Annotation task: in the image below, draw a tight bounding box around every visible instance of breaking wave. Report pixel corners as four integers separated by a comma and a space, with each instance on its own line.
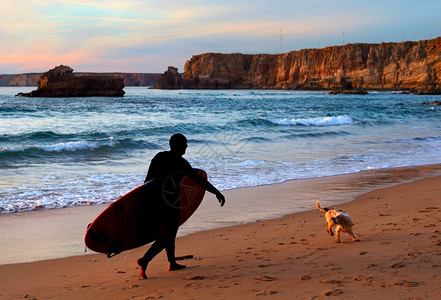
267, 115, 353, 126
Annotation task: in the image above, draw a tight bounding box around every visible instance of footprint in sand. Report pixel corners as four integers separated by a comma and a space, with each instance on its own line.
394, 280, 420, 287
391, 262, 406, 268
320, 279, 344, 286
255, 290, 277, 296
321, 288, 343, 296
184, 276, 205, 280
254, 275, 277, 281
407, 250, 422, 256
354, 275, 373, 282
300, 274, 311, 281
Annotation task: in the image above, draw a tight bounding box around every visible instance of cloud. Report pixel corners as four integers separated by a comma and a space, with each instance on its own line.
1, 0, 440, 73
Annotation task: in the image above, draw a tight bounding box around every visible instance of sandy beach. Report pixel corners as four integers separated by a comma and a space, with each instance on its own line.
1, 165, 441, 299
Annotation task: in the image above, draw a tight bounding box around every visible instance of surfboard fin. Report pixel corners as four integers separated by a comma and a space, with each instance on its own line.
106, 252, 120, 258
105, 240, 123, 258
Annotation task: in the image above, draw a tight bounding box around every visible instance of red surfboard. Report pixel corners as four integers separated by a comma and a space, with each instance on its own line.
84, 169, 207, 257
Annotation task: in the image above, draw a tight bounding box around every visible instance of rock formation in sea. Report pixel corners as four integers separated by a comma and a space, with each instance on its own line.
155, 37, 441, 93
16, 65, 125, 97
154, 66, 185, 89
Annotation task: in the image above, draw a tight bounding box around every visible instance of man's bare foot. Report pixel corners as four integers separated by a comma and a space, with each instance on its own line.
137, 258, 148, 279
169, 262, 186, 271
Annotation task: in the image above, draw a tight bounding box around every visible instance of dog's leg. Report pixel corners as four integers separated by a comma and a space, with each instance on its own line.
334, 226, 342, 243
348, 229, 359, 242
326, 223, 334, 236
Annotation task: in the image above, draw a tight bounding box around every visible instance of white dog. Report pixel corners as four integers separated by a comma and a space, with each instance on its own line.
316, 201, 358, 243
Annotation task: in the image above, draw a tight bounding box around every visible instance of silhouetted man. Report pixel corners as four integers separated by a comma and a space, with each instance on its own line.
137, 133, 225, 279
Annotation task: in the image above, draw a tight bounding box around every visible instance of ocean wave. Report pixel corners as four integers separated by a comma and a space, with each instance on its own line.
1, 140, 115, 154
283, 130, 349, 139
0, 130, 119, 144
0, 131, 68, 143
358, 119, 395, 127
0, 137, 161, 168
267, 115, 353, 127
0, 135, 161, 154
0, 172, 142, 214
413, 135, 441, 142
3, 89, 441, 216
0, 107, 37, 114
240, 136, 273, 143
236, 118, 276, 127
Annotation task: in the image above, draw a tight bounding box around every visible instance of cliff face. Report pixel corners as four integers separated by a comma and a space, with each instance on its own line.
0, 72, 160, 86
17, 65, 125, 97
119, 73, 160, 86
161, 37, 441, 93
0, 74, 41, 86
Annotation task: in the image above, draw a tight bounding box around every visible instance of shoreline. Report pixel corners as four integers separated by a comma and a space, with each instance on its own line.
0, 164, 440, 298
1, 164, 441, 266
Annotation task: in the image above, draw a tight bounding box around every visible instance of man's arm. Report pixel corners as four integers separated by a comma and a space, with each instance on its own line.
188, 170, 225, 206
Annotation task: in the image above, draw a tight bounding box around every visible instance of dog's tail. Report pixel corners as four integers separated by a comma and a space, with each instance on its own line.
316, 201, 329, 212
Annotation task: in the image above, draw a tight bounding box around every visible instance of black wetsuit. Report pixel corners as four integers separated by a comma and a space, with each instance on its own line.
141, 151, 211, 263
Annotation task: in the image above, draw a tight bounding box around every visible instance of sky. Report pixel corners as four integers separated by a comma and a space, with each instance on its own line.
1, 0, 440, 74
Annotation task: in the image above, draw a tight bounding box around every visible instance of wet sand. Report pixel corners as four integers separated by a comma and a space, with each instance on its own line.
1, 165, 441, 299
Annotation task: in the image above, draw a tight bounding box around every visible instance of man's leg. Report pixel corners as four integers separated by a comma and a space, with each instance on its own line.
165, 223, 186, 271
137, 238, 166, 279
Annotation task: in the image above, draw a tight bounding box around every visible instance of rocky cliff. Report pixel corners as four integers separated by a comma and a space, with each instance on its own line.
1, 72, 160, 86
16, 65, 125, 97
118, 73, 160, 86
156, 37, 441, 93
0, 73, 41, 86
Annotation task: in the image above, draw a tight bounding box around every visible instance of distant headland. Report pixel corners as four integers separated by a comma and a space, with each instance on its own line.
155, 37, 441, 94
0, 71, 160, 87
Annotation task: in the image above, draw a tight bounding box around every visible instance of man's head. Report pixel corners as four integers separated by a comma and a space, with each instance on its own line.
169, 133, 188, 155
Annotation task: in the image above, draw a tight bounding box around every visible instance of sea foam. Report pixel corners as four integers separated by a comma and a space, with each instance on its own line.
268, 115, 353, 126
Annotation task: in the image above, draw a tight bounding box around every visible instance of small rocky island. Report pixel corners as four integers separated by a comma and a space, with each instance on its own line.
16, 65, 125, 97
